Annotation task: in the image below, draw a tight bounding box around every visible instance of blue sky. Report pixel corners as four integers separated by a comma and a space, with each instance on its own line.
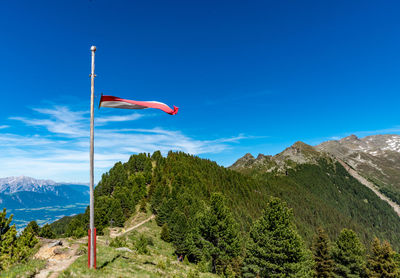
1, 0, 400, 183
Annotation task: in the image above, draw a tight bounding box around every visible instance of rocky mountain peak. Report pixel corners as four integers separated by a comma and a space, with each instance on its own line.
275, 141, 321, 164
243, 153, 255, 160
341, 134, 359, 142
229, 153, 256, 170
317, 134, 400, 158
230, 141, 325, 172
0, 176, 58, 194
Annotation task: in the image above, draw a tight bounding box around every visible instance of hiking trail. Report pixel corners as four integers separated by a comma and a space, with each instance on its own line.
34, 214, 155, 277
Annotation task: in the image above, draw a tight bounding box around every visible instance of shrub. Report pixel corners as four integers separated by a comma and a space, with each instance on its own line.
109, 236, 127, 248
135, 234, 150, 254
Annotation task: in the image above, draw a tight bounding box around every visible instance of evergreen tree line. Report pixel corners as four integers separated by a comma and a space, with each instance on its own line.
158, 195, 400, 277
51, 153, 152, 238
244, 158, 400, 248
313, 226, 400, 278
0, 209, 52, 271
47, 151, 400, 277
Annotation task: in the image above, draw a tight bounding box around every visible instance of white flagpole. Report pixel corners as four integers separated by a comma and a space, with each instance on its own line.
89, 45, 96, 269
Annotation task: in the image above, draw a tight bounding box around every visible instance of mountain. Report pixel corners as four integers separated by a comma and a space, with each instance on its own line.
0, 176, 89, 209
0, 176, 89, 230
230, 141, 330, 173
317, 134, 400, 206
0, 176, 57, 194
230, 139, 400, 249
52, 149, 400, 252
7, 149, 400, 276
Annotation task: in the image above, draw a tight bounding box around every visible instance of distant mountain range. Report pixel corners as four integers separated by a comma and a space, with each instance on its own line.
0, 176, 89, 209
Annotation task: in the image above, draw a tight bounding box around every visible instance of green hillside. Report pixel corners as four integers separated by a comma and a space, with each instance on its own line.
1, 150, 399, 276
236, 157, 400, 249
51, 151, 400, 252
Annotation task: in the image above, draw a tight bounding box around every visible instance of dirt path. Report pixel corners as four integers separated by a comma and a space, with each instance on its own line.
34, 215, 155, 277
34, 241, 81, 278
111, 215, 155, 238
338, 159, 400, 218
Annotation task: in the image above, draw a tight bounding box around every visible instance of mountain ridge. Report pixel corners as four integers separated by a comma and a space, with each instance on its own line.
230, 134, 400, 223
316, 134, 400, 206
230, 140, 332, 173
0, 176, 90, 230
0, 175, 88, 195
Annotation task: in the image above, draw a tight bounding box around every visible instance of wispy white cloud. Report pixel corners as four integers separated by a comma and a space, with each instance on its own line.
0, 125, 9, 129
2, 105, 249, 183
10, 106, 87, 137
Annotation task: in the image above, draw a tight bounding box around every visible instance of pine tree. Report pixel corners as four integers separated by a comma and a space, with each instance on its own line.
16, 224, 39, 261
242, 197, 313, 278
312, 227, 334, 278
25, 221, 40, 236
0, 209, 17, 270
395, 253, 400, 273
169, 208, 190, 255
155, 197, 174, 226
110, 198, 125, 227
199, 193, 242, 275
93, 196, 125, 233
129, 173, 147, 203
39, 224, 56, 239
367, 237, 399, 277
160, 223, 171, 242
332, 228, 366, 277
66, 215, 86, 238
113, 186, 135, 217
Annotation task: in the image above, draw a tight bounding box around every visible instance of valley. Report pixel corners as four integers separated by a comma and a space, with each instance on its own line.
0, 176, 89, 231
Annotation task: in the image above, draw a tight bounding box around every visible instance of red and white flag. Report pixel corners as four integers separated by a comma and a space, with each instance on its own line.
99, 95, 179, 115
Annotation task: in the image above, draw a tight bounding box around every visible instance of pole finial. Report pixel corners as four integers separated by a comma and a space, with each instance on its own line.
91, 46, 97, 52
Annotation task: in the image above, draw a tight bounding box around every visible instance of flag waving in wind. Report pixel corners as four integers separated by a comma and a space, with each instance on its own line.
99, 95, 179, 115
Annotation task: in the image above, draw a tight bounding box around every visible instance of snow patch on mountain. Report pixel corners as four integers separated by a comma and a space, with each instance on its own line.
0, 176, 79, 194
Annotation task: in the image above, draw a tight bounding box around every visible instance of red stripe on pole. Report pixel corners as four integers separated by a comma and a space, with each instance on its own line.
99, 95, 179, 115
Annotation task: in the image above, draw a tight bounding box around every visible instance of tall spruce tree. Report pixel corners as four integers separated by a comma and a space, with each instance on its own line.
242, 197, 313, 278
312, 227, 334, 278
366, 237, 399, 277
199, 193, 242, 276
332, 228, 366, 278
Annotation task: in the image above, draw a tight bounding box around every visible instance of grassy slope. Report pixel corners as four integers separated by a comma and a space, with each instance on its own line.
0, 246, 46, 278
0, 260, 46, 278
59, 216, 218, 278
2, 210, 218, 278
